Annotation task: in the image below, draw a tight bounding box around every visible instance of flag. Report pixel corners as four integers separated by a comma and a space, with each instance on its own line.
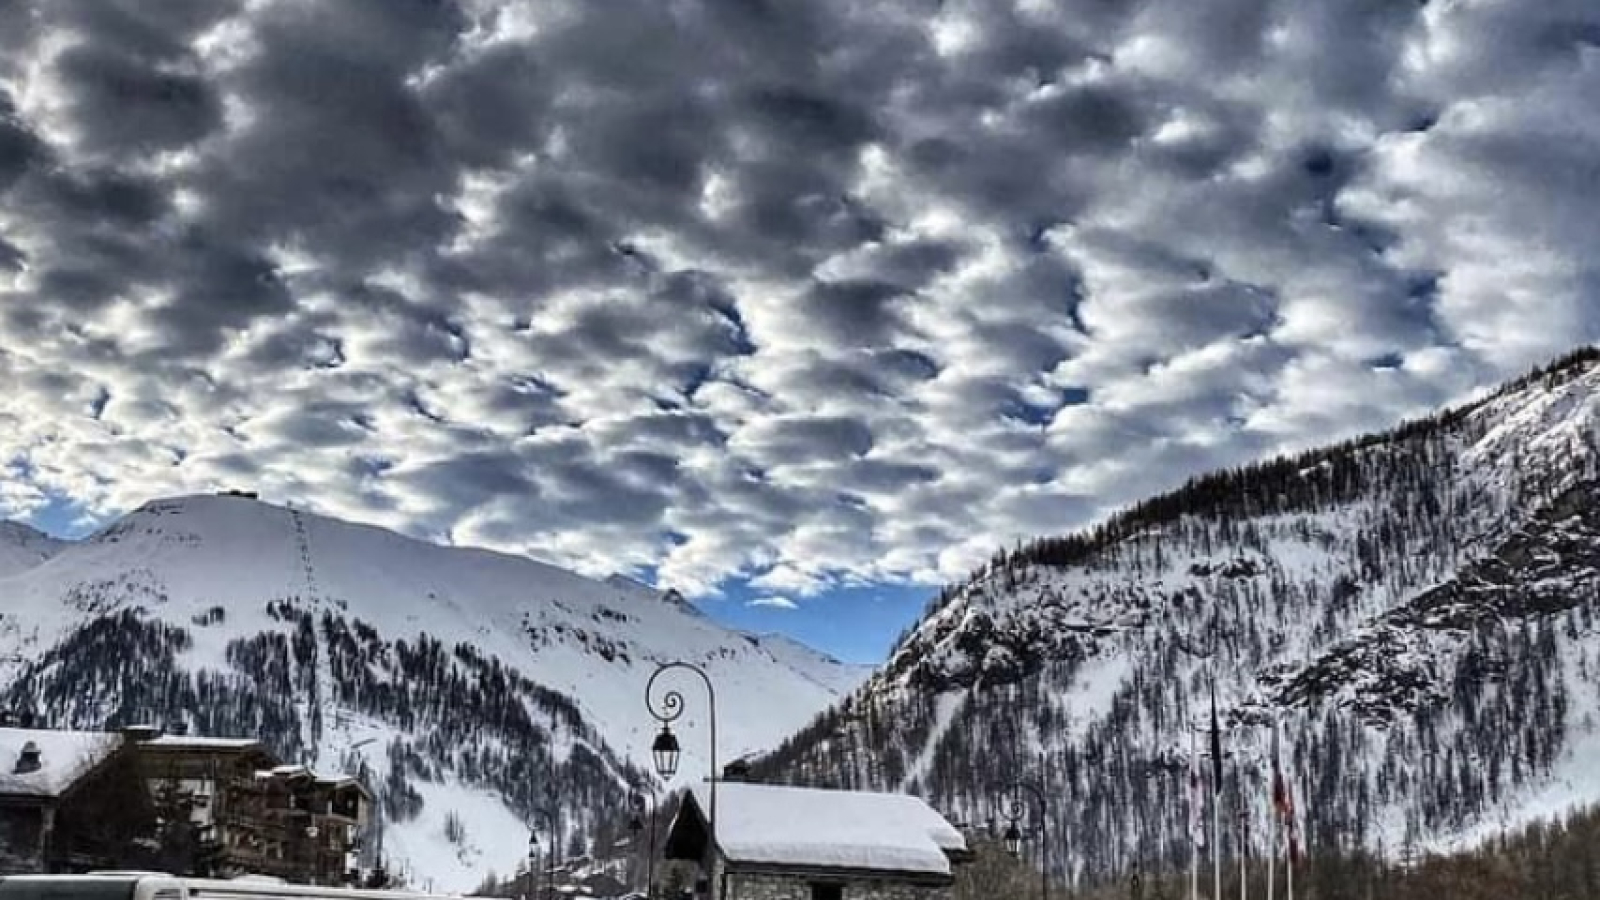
1272, 724, 1299, 864
1209, 679, 1223, 789
1270, 724, 1286, 822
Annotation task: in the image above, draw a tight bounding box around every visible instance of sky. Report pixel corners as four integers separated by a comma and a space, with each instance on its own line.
1, 0, 1598, 663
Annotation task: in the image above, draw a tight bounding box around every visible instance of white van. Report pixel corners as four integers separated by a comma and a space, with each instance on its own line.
0, 875, 489, 900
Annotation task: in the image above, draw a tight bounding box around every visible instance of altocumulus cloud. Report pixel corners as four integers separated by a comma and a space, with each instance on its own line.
0, 0, 1597, 598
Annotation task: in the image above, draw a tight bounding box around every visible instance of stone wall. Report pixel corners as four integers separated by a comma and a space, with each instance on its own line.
718, 866, 953, 900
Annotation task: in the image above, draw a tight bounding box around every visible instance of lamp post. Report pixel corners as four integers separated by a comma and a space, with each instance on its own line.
628, 790, 659, 899
997, 780, 1050, 900
527, 786, 559, 900
306, 824, 321, 885
1177, 635, 1223, 900
534, 832, 547, 896
645, 662, 718, 895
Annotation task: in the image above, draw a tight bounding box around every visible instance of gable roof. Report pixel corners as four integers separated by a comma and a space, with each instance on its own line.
0, 728, 124, 800
668, 782, 967, 877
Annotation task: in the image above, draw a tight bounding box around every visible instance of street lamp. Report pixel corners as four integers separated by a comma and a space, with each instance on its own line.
996, 780, 1050, 900
528, 792, 560, 900
628, 791, 658, 899
651, 726, 681, 779
645, 662, 718, 895
1002, 821, 1024, 856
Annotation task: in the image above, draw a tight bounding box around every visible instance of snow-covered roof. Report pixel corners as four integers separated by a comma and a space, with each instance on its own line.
678, 782, 967, 876
0, 728, 123, 799
143, 735, 265, 751
253, 765, 370, 795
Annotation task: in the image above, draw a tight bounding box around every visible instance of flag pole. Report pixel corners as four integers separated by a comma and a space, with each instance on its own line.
1286, 833, 1295, 900
1210, 675, 1222, 900
1266, 744, 1276, 900
1190, 728, 1200, 900
1239, 806, 1248, 900
1267, 818, 1276, 900
1285, 731, 1296, 900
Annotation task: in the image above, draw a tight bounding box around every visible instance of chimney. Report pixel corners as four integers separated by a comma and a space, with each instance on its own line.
13, 741, 42, 775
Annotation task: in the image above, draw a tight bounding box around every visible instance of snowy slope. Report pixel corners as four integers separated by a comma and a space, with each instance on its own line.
0, 520, 64, 577
759, 347, 1600, 886
737, 632, 874, 697
0, 495, 865, 889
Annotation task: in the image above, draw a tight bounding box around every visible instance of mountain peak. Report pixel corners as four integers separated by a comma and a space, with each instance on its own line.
0, 519, 66, 576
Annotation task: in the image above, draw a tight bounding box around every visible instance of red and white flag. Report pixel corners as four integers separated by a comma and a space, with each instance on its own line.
1272, 724, 1298, 863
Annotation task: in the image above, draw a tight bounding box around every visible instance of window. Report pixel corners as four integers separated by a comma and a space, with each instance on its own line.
809, 884, 843, 900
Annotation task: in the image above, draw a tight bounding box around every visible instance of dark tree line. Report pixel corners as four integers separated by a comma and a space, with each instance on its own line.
1061, 801, 1600, 900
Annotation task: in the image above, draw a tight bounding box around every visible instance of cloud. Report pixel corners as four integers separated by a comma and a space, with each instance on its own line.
0, 0, 1596, 605
747, 596, 799, 611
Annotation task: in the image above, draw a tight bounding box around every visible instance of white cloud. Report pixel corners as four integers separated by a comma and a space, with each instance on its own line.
0, 0, 1595, 597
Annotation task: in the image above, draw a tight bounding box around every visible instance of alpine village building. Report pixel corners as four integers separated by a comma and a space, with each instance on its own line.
664, 780, 971, 900
0, 720, 369, 883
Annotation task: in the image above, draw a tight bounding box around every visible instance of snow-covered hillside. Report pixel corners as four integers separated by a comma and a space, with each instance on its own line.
738, 632, 873, 698
0, 521, 64, 577
758, 347, 1600, 886
0, 495, 865, 889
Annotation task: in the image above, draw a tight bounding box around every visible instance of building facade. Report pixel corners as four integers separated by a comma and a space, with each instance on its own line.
133, 732, 281, 876
132, 732, 370, 884
0, 725, 370, 885
219, 764, 369, 885
0, 727, 153, 874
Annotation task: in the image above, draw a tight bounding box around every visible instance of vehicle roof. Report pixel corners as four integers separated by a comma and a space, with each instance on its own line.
185, 879, 488, 900
0, 877, 507, 900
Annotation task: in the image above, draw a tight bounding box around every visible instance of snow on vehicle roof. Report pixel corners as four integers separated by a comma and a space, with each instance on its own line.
684, 781, 966, 876
0, 728, 123, 799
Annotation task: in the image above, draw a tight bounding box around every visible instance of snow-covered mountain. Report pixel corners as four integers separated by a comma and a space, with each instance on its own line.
758, 347, 1600, 887
0, 521, 64, 577
0, 495, 865, 889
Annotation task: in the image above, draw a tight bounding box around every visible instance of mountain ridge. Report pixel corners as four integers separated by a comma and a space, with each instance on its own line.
0, 519, 65, 577
757, 345, 1600, 886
